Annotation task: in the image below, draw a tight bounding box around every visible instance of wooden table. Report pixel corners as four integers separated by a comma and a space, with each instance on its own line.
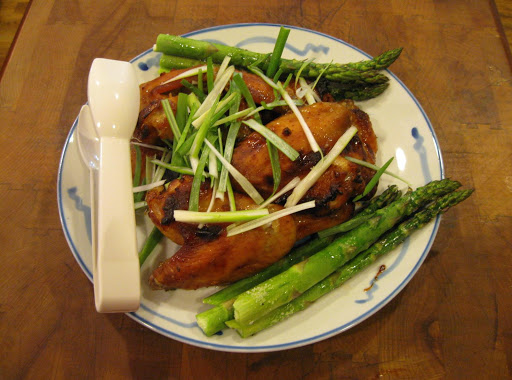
1, 1, 511, 378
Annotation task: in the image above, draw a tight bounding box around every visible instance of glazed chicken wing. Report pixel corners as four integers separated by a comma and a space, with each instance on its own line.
146, 176, 297, 290
231, 100, 377, 212
133, 68, 299, 145
144, 100, 378, 290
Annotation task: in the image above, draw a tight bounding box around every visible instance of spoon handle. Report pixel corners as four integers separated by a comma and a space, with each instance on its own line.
89, 169, 100, 309
96, 137, 140, 312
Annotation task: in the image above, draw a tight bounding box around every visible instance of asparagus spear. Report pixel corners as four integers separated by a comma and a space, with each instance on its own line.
154, 34, 401, 83
159, 54, 390, 101
196, 185, 401, 336
315, 79, 391, 101
159, 54, 391, 86
159, 54, 203, 70
318, 185, 401, 238
342, 83, 390, 101
197, 235, 334, 336
232, 179, 461, 325
203, 185, 401, 305
226, 188, 474, 337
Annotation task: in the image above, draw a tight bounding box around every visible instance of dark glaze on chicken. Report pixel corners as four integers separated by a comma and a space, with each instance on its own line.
134, 69, 378, 290
146, 176, 297, 289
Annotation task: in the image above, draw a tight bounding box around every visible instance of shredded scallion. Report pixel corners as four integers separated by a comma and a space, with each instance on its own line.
132, 179, 166, 193
257, 177, 301, 209
174, 208, 269, 224
226, 200, 316, 237
242, 119, 299, 161
204, 139, 264, 205
344, 156, 411, 187
285, 126, 358, 207
193, 65, 235, 126
159, 65, 208, 86
353, 157, 394, 201
130, 141, 169, 152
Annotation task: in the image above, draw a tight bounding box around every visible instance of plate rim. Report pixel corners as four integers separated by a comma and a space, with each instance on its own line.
57, 22, 444, 353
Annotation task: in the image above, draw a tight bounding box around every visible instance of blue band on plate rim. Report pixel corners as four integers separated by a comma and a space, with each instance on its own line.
57, 23, 444, 353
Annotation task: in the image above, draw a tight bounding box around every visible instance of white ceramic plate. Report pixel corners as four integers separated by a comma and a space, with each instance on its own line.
58, 23, 443, 352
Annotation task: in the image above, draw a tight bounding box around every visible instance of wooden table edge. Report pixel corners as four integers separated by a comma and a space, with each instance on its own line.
0, 0, 34, 80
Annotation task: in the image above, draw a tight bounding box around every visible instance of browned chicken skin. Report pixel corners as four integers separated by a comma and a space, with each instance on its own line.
133, 68, 299, 145
133, 66, 379, 290
146, 176, 297, 290
231, 100, 377, 211
145, 100, 378, 290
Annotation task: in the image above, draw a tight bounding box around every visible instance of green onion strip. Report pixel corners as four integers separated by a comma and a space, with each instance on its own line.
353, 157, 395, 202
161, 99, 181, 140
249, 66, 321, 154
257, 177, 301, 210
197, 68, 204, 98
194, 65, 235, 125
159, 65, 208, 86
242, 119, 299, 161
217, 81, 243, 201
233, 72, 285, 194
193, 91, 237, 128
206, 56, 214, 92
226, 200, 316, 237
344, 156, 411, 187
175, 97, 199, 153
213, 108, 254, 127
189, 145, 211, 211
267, 142, 281, 195
232, 73, 262, 124
174, 209, 269, 224
204, 139, 264, 205
285, 126, 358, 207
266, 26, 290, 78
150, 160, 198, 176
132, 145, 142, 188
189, 97, 220, 172
215, 56, 232, 85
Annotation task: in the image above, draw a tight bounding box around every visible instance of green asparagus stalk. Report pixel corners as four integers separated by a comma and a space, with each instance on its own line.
197, 235, 334, 336
196, 185, 402, 336
154, 34, 401, 83
159, 54, 390, 101
318, 185, 401, 238
316, 79, 390, 101
159, 54, 391, 86
203, 235, 334, 306
226, 188, 474, 337
159, 54, 203, 70
203, 186, 400, 305
232, 179, 461, 325
344, 83, 390, 101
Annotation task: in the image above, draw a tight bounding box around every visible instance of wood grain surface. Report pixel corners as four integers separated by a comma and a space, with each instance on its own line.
0, 1, 511, 379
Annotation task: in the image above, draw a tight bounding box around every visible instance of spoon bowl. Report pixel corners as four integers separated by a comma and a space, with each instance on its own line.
88, 58, 140, 139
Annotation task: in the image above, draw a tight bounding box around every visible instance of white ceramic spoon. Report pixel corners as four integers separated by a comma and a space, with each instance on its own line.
75, 105, 101, 307
87, 58, 140, 313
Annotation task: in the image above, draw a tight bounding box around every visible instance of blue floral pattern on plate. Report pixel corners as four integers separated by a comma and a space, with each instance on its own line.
58, 23, 443, 353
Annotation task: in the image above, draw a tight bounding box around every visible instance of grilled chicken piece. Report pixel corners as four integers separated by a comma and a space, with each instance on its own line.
146, 176, 297, 290
133, 68, 300, 145
144, 101, 378, 290
133, 68, 186, 145
293, 202, 355, 241
231, 100, 377, 211
145, 176, 261, 246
